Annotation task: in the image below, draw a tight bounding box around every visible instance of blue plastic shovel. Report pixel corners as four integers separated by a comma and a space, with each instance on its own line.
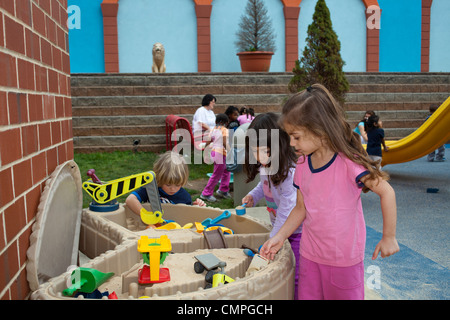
201, 210, 231, 227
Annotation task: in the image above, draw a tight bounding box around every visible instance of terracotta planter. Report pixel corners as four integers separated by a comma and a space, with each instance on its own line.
237, 51, 274, 72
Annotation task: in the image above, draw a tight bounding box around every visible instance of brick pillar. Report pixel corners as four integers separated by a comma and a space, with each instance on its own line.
421, 0, 433, 72
283, 6, 301, 72
0, 0, 73, 300
101, 0, 119, 73
363, 0, 380, 72
194, 1, 213, 72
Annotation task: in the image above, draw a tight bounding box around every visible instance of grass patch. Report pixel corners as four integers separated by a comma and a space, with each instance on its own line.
74, 150, 235, 209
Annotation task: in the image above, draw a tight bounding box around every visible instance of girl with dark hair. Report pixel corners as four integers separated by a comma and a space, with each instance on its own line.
260, 84, 399, 300
353, 110, 375, 144
366, 114, 389, 165
225, 105, 240, 131
241, 112, 302, 299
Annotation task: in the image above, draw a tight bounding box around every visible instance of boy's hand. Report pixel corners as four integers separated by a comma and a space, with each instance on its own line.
372, 236, 399, 260
193, 198, 206, 207
242, 195, 254, 207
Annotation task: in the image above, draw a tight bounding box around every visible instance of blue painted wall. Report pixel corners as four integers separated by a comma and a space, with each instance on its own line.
378, 0, 422, 72
66, 0, 449, 73
429, 0, 450, 72
67, 0, 105, 73
211, 0, 285, 72
298, 0, 366, 72
117, 0, 197, 73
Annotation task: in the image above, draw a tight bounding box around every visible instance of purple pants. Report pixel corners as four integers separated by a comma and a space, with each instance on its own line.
288, 232, 301, 300
298, 255, 365, 300
202, 151, 230, 196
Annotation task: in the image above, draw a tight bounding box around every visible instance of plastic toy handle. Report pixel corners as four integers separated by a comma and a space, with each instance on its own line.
87, 169, 102, 184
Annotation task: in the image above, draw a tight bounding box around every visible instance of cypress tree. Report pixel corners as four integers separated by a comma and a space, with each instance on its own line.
289, 0, 349, 104
235, 0, 276, 52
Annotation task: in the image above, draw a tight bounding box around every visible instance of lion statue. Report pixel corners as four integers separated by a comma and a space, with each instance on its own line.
152, 42, 166, 73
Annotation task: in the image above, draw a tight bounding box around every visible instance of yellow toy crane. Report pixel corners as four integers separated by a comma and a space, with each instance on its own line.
82, 169, 164, 225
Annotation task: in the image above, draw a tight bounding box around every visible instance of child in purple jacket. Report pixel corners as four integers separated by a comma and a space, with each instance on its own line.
241, 113, 302, 299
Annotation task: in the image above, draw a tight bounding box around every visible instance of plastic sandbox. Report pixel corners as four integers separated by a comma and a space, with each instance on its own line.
27, 161, 295, 300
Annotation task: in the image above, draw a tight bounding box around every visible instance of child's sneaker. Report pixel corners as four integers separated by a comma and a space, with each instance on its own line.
216, 190, 232, 199
200, 194, 217, 202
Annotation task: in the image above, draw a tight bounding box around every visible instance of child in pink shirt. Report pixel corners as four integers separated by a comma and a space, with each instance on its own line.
260, 84, 399, 300
201, 114, 231, 202
237, 107, 255, 125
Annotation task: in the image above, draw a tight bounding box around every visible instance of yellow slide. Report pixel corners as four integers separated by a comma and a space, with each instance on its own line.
381, 96, 450, 166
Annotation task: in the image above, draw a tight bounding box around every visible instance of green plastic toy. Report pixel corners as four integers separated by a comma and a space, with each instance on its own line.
63, 267, 114, 296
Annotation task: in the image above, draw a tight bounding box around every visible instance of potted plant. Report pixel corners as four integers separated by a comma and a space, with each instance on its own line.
235, 0, 276, 72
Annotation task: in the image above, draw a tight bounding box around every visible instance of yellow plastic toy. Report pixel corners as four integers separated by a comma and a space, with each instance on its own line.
140, 208, 164, 225
195, 222, 205, 233
83, 171, 154, 204
205, 226, 234, 234
137, 235, 172, 284
155, 222, 181, 230
82, 170, 165, 225
212, 273, 235, 287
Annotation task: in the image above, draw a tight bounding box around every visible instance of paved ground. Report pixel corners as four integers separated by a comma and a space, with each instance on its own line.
244, 147, 449, 300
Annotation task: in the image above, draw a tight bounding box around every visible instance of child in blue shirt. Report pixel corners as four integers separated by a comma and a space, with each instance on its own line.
366, 114, 389, 165
126, 151, 205, 226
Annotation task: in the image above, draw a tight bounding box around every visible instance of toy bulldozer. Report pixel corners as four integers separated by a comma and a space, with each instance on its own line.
194, 253, 234, 289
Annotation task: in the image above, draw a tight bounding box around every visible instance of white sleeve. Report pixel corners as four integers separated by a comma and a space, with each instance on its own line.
192, 107, 204, 133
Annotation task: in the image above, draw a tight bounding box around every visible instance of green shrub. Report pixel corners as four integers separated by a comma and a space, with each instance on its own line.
289, 0, 349, 104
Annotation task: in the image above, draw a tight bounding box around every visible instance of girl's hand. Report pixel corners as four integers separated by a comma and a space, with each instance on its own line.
193, 198, 206, 207
372, 236, 400, 260
242, 195, 254, 207
260, 235, 284, 261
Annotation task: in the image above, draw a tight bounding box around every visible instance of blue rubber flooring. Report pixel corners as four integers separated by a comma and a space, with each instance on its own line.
362, 146, 449, 300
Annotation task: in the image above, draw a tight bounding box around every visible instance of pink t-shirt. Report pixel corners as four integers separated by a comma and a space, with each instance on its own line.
293, 153, 369, 267
237, 114, 254, 125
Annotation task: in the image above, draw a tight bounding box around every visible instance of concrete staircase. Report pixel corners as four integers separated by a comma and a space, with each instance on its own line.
71, 72, 450, 153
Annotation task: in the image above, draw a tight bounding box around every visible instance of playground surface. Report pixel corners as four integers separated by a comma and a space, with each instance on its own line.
245, 148, 449, 300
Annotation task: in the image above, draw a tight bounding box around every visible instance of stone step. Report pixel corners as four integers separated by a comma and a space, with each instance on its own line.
348, 83, 450, 93
70, 73, 450, 152
345, 73, 450, 85
344, 101, 438, 112
345, 92, 448, 103
71, 93, 289, 108
71, 83, 450, 97
71, 72, 450, 88
71, 88, 448, 106
72, 103, 286, 118
71, 72, 294, 87
384, 128, 416, 139
71, 84, 291, 97
73, 113, 425, 139
73, 110, 428, 128
346, 110, 429, 121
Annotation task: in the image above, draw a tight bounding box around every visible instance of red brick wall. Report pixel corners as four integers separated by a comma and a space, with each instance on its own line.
0, 0, 73, 300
